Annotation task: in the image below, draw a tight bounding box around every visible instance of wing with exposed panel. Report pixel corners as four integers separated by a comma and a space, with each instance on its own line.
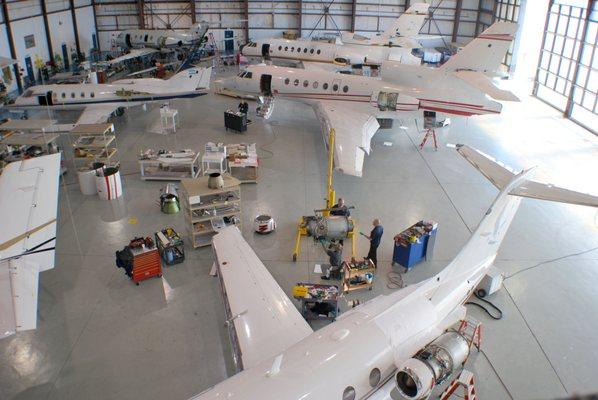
212, 227, 313, 370
0, 153, 61, 339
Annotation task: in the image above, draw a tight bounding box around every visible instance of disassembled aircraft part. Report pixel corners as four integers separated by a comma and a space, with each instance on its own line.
256, 96, 274, 119
395, 332, 470, 399
303, 215, 354, 241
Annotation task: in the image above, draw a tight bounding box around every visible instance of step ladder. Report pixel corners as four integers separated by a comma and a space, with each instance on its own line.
419, 128, 438, 150
439, 369, 477, 400
458, 317, 482, 352
257, 96, 274, 119
208, 32, 225, 72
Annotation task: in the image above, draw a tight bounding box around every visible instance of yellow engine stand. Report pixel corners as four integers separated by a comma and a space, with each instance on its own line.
292, 128, 357, 262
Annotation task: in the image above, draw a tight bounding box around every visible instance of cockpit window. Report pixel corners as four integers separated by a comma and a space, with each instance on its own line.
244, 72, 252, 79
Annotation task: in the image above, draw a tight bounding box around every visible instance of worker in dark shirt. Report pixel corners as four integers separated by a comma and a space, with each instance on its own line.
364, 219, 383, 267
322, 241, 343, 280
330, 197, 350, 217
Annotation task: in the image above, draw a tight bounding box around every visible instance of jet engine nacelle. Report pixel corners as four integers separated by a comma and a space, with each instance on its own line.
304, 215, 354, 241
395, 332, 470, 399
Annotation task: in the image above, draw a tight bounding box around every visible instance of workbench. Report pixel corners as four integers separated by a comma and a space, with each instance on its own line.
70, 123, 118, 168
139, 149, 200, 180
293, 283, 339, 322
227, 143, 259, 183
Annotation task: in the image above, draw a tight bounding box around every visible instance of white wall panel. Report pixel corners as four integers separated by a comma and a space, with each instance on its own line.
7, 0, 41, 21
12, 15, 49, 80
47, 0, 71, 14
48, 10, 75, 61
76, 6, 96, 53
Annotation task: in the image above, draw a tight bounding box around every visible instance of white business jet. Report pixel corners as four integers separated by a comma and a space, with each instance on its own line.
190, 144, 598, 400
0, 153, 61, 339
240, 3, 436, 69
220, 22, 519, 177
107, 22, 209, 65
340, 2, 441, 48
11, 67, 212, 126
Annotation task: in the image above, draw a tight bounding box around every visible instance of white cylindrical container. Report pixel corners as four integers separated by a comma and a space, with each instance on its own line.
96, 166, 123, 200
77, 163, 105, 195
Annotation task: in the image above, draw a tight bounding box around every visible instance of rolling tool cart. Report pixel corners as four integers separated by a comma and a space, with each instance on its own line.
293, 283, 339, 322
155, 228, 185, 265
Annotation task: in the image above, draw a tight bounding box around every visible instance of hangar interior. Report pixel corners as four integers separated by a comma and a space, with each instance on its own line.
0, 1, 597, 400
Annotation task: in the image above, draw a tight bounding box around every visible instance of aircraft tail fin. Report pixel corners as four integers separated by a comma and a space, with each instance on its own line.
441, 21, 518, 75
189, 21, 209, 40
432, 144, 598, 295
168, 66, 212, 91
382, 2, 430, 38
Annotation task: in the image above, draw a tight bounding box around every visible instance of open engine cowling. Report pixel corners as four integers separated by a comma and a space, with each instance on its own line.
376, 91, 419, 112
304, 215, 354, 240
395, 332, 470, 399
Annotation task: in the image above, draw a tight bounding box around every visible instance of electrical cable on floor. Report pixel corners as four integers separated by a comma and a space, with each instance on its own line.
386, 271, 405, 290
505, 245, 598, 280
258, 120, 278, 159
465, 293, 503, 320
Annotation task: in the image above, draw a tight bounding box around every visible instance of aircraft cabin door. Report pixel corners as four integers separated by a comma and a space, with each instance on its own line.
125, 33, 132, 48
260, 74, 272, 96
261, 43, 270, 57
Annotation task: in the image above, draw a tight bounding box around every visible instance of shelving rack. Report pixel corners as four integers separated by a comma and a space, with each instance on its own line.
70, 123, 118, 167
180, 175, 242, 248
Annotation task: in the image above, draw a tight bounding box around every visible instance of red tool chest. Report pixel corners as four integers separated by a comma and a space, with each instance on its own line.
130, 246, 162, 285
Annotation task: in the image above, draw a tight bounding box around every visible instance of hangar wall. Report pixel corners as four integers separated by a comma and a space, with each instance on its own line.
0, 0, 96, 93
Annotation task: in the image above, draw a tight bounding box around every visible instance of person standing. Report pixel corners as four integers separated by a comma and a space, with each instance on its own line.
330, 197, 350, 217
365, 219, 383, 267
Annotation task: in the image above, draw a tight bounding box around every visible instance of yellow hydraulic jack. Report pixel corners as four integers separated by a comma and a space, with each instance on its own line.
292, 128, 357, 261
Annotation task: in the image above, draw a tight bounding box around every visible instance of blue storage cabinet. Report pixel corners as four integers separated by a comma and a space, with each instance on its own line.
392, 221, 437, 270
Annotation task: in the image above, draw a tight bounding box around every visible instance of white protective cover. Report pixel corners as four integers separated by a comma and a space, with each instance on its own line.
313, 100, 380, 177
212, 227, 313, 369
0, 153, 61, 338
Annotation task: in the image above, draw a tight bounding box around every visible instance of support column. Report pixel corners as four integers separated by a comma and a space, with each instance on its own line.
137, 0, 145, 29
91, 0, 101, 52
69, 0, 82, 56
350, 0, 357, 32
243, 0, 249, 42
40, 0, 54, 64
451, 0, 463, 43
298, 0, 303, 37
190, 0, 196, 24
2, 0, 22, 92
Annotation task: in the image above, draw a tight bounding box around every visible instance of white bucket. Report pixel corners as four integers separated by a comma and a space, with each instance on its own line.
96, 166, 123, 200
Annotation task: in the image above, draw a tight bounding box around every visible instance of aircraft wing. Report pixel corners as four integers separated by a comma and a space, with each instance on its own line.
107, 48, 160, 65
75, 105, 119, 125
312, 100, 380, 177
454, 70, 520, 102
0, 153, 61, 339
212, 227, 313, 371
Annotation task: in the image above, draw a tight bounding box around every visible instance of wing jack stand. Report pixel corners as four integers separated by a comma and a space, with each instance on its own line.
419, 128, 438, 151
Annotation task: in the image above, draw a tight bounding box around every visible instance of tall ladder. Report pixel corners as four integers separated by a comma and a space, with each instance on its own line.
208, 32, 225, 72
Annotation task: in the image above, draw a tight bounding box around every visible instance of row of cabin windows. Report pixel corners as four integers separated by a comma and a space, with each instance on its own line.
277, 45, 321, 55
282, 77, 348, 93
61, 92, 95, 99
133, 34, 153, 42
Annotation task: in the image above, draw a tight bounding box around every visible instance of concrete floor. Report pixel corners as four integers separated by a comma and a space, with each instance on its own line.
1, 68, 597, 400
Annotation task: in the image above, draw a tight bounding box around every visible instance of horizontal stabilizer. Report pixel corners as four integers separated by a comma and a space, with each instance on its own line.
454, 144, 598, 207
454, 70, 520, 102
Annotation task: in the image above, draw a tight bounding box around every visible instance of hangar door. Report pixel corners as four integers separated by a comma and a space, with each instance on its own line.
534, 0, 597, 133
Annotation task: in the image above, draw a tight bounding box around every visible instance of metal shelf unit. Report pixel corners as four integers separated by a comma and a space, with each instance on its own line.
180, 175, 242, 248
